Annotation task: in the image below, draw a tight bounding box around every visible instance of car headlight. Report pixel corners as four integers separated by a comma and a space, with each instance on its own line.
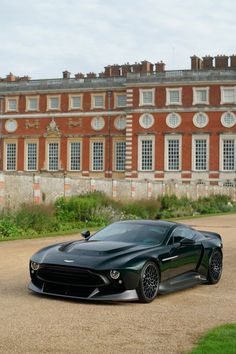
110, 270, 120, 280
30, 261, 40, 271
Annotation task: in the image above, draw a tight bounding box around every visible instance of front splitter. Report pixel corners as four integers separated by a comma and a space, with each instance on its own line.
28, 281, 138, 302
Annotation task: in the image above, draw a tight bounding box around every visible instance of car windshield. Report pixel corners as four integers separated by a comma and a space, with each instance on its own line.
89, 222, 169, 245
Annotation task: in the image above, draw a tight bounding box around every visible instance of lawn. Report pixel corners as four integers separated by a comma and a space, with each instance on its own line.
188, 324, 236, 354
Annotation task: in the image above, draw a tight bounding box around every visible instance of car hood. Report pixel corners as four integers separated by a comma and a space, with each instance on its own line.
32, 240, 159, 269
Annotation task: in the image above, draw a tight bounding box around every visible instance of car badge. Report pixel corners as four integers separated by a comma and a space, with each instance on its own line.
64, 259, 75, 263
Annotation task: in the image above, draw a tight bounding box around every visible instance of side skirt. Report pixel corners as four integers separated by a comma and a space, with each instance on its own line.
159, 271, 207, 294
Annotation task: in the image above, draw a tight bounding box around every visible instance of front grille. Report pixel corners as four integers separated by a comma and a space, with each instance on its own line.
37, 265, 106, 287
43, 283, 94, 298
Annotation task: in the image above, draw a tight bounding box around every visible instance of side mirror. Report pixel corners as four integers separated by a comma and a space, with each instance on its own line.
81, 230, 90, 239
180, 237, 195, 246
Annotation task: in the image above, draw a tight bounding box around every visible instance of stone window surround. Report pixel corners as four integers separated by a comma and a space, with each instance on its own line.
192, 87, 209, 105
67, 138, 82, 171
191, 134, 209, 172
46, 95, 61, 111
24, 139, 39, 171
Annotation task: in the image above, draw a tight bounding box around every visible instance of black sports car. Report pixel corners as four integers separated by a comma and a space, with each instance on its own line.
29, 220, 223, 303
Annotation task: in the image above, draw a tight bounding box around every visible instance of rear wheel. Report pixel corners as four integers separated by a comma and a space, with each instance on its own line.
137, 261, 159, 303
207, 250, 222, 284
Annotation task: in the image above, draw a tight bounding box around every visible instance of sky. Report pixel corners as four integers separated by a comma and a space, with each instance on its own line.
0, 0, 235, 79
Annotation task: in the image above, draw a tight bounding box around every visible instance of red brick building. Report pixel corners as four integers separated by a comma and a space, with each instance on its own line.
0, 54, 236, 186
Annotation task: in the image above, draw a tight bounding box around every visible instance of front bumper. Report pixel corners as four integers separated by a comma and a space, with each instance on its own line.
28, 281, 138, 302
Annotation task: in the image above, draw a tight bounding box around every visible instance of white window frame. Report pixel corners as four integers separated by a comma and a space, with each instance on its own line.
139, 88, 155, 106
220, 87, 236, 104
114, 93, 126, 108
91, 93, 105, 109
46, 140, 60, 171
165, 135, 182, 171
138, 135, 155, 171
25, 139, 38, 171
4, 139, 17, 171
166, 88, 182, 105
219, 134, 236, 171
68, 94, 83, 110
47, 95, 61, 111
68, 139, 82, 171
221, 111, 236, 128
26, 96, 39, 112
90, 139, 105, 171
192, 135, 209, 172
192, 87, 209, 105
5, 97, 19, 112
114, 140, 126, 171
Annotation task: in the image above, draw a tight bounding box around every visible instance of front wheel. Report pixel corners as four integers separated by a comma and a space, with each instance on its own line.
207, 250, 223, 284
137, 261, 160, 303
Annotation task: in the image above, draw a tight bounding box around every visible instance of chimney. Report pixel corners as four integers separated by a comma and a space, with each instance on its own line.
110, 65, 120, 77
75, 72, 84, 79
86, 72, 96, 78
215, 55, 229, 69
141, 60, 153, 74
202, 56, 214, 69
190, 55, 202, 70
121, 63, 132, 76
63, 70, 71, 79
104, 66, 111, 77
155, 61, 166, 72
6, 72, 16, 82
230, 55, 236, 69
133, 62, 142, 73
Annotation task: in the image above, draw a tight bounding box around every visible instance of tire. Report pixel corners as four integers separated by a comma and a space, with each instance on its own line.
207, 250, 223, 284
137, 261, 160, 303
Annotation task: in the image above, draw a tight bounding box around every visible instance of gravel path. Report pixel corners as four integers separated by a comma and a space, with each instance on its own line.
0, 214, 236, 354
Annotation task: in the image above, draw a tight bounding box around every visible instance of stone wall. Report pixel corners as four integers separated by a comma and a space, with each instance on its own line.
0, 172, 235, 210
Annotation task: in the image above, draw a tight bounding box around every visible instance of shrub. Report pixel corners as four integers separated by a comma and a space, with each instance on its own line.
0, 216, 23, 238
15, 204, 58, 233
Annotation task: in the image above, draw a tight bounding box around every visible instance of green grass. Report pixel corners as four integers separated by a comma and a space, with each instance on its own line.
188, 324, 236, 354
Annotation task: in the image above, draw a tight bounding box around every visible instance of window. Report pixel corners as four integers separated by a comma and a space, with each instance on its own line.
114, 116, 126, 130
26, 142, 37, 171
115, 94, 126, 107
48, 142, 59, 171
69, 141, 81, 171
91, 116, 105, 131
139, 113, 154, 129
165, 136, 181, 171
6, 97, 18, 112
92, 94, 105, 109
221, 112, 236, 128
5, 142, 17, 171
192, 136, 209, 171
193, 112, 209, 128
139, 89, 155, 106
47, 96, 60, 110
92, 141, 104, 171
166, 88, 182, 105
193, 88, 209, 105
69, 95, 82, 110
139, 136, 154, 171
166, 113, 181, 128
221, 137, 235, 171
26, 97, 39, 111
115, 141, 126, 171
220, 87, 236, 104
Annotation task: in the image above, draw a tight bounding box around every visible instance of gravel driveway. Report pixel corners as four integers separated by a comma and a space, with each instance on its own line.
0, 214, 236, 354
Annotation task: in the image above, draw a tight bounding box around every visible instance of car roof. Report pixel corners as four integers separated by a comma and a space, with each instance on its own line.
115, 220, 180, 228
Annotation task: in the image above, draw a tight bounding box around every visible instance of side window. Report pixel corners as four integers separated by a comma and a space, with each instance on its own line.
172, 227, 195, 243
